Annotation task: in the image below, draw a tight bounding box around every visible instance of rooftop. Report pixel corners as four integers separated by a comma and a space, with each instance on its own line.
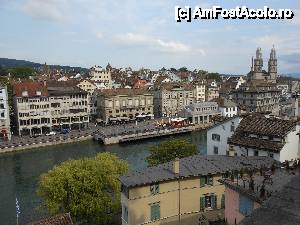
119, 155, 278, 188
97, 88, 152, 97
239, 172, 300, 225
25, 213, 74, 225
14, 81, 49, 98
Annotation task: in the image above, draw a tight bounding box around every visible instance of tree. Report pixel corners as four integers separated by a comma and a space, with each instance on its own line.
8, 67, 35, 78
37, 153, 128, 225
178, 67, 188, 72
146, 139, 198, 166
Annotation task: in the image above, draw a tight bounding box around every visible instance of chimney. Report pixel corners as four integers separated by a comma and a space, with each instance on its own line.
173, 158, 180, 174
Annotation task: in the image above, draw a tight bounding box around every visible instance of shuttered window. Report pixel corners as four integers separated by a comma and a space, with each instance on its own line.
150, 203, 160, 221
221, 194, 225, 209
200, 175, 214, 187
150, 183, 159, 195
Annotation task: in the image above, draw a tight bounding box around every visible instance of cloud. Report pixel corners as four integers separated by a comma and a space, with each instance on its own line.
114, 32, 205, 55
281, 53, 300, 64
95, 32, 104, 39
21, 0, 71, 22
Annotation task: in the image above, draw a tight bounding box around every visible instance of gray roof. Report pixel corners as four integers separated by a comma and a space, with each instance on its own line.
240, 173, 300, 225
119, 155, 278, 188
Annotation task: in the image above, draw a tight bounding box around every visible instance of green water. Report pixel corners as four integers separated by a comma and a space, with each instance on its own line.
0, 131, 207, 224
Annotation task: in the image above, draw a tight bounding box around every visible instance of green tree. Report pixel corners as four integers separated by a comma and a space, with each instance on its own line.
146, 139, 198, 166
178, 67, 188, 72
37, 152, 128, 225
8, 67, 35, 78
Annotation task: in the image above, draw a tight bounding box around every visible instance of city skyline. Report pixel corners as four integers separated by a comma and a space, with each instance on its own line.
0, 0, 299, 74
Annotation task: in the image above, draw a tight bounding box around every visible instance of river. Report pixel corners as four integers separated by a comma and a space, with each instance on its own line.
0, 131, 207, 224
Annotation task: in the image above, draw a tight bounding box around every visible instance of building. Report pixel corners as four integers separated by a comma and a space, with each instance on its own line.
132, 79, 147, 89
47, 82, 89, 131
247, 47, 277, 83
154, 83, 196, 118
179, 102, 221, 124
239, 171, 300, 225
77, 79, 97, 95
13, 81, 89, 136
232, 80, 280, 114
14, 81, 51, 136
97, 88, 154, 122
193, 83, 206, 102
221, 167, 299, 225
119, 155, 277, 225
212, 98, 238, 117
0, 86, 11, 140
207, 81, 220, 101
207, 116, 241, 156
89, 66, 112, 89
228, 114, 300, 162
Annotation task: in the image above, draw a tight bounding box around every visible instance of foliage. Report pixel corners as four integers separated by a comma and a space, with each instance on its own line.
8, 67, 35, 78
207, 72, 222, 81
37, 152, 129, 225
146, 139, 198, 166
178, 67, 188, 72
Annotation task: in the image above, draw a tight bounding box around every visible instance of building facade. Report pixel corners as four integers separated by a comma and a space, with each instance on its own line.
89, 66, 112, 89
0, 86, 11, 140
179, 102, 221, 124
207, 116, 241, 156
228, 114, 300, 162
194, 83, 206, 102
97, 88, 154, 122
154, 84, 196, 118
13, 81, 89, 136
232, 80, 280, 114
119, 155, 277, 225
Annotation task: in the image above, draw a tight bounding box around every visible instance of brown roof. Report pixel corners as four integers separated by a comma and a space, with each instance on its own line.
14, 81, 49, 97
26, 213, 74, 225
234, 80, 280, 93
97, 88, 152, 97
228, 114, 296, 152
159, 83, 194, 91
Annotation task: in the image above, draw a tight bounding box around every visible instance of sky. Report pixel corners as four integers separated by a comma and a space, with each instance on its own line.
0, 0, 299, 74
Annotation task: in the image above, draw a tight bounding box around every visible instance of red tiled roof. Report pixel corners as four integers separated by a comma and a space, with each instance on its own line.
25, 213, 74, 225
14, 81, 49, 97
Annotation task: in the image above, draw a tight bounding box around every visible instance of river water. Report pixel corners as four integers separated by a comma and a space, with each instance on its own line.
0, 131, 207, 224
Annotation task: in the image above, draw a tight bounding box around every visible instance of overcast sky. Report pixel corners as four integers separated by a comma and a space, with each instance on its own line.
0, 0, 299, 74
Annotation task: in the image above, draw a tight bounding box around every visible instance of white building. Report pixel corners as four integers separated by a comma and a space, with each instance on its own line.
213, 98, 238, 117
228, 114, 300, 162
0, 86, 11, 140
89, 66, 112, 89
194, 83, 206, 102
207, 116, 241, 156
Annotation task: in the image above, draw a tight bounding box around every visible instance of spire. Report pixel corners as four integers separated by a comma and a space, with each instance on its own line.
251, 56, 254, 71
256, 47, 262, 59
270, 45, 276, 59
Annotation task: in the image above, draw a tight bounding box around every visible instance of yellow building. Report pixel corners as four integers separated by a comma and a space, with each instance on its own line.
119, 155, 277, 225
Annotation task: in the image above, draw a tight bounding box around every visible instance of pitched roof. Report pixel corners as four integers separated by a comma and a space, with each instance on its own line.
211, 98, 237, 108
231, 114, 296, 138
234, 80, 280, 93
25, 213, 74, 225
14, 81, 49, 97
239, 173, 300, 225
119, 155, 278, 188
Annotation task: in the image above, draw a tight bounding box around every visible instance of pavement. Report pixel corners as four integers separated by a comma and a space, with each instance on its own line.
0, 119, 169, 149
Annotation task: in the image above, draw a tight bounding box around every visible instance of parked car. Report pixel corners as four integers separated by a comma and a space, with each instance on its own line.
45, 131, 56, 136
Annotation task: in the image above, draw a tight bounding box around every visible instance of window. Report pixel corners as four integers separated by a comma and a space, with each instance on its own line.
254, 150, 259, 156
150, 203, 160, 221
212, 134, 220, 141
200, 195, 217, 210
200, 175, 213, 187
221, 194, 225, 209
269, 153, 274, 158
150, 183, 159, 195
213, 146, 218, 155
122, 205, 128, 223
239, 195, 253, 216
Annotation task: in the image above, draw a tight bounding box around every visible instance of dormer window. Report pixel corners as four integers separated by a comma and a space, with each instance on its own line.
22, 91, 28, 97
36, 91, 41, 96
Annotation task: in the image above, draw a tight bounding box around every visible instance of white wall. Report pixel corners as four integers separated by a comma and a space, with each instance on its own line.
219, 106, 237, 117
280, 125, 300, 162
207, 117, 241, 155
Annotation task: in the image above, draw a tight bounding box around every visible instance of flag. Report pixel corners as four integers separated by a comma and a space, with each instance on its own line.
16, 197, 20, 218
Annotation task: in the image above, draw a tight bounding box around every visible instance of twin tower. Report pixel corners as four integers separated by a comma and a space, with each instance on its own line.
249, 46, 277, 83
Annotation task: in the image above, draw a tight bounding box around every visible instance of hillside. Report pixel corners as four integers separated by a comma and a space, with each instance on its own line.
0, 58, 88, 72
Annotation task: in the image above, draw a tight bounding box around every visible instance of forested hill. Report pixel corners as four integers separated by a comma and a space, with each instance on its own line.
0, 58, 87, 72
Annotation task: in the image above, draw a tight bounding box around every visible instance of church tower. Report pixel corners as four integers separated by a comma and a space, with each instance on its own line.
268, 46, 277, 82
253, 47, 263, 80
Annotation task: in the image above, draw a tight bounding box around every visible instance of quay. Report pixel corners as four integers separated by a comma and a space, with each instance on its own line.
94, 126, 195, 145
